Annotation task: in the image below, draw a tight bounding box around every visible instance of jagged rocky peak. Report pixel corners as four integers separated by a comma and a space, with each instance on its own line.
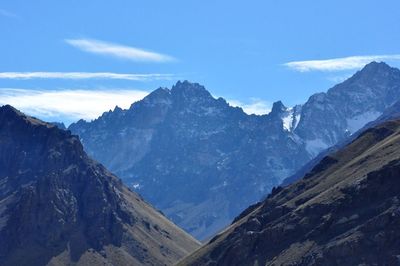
170, 80, 215, 103
268, 101, 302, 132
172, 80, 211, 96
68, 79, 311, 240
0, 105, 199, 266
129, 81, 215, 111
113, 105, 124, 112
270, 100, 287, 115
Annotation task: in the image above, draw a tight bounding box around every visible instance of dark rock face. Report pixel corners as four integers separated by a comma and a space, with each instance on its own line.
69, 63, 400, 240
0, 105, 199, 266
180, 120, 400, 266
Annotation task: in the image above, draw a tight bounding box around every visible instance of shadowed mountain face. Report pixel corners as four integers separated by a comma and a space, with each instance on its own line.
180, 119, 400, 266
69, 62, 400, 240
0, 105, 199, 266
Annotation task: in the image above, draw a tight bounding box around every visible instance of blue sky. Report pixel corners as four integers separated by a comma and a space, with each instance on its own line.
1, 0, 400, 124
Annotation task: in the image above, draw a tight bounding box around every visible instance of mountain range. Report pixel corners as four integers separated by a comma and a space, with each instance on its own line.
0, 105, 199, 266
2, 61, 400, 265
180, 117, 400, 265
69, 62, 400, 240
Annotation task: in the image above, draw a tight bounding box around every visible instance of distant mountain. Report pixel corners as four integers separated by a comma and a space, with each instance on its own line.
283, 92, 400, 186
294, 61, 400, 156
68, 82, 309, 240
0, 105, 199, 266
69, 62, 400, 240
180, 119, 400, 265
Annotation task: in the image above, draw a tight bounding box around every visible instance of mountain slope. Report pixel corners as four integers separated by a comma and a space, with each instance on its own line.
69, 62, 400, 240
179, 119, 400, 265
0, 105, 199, 266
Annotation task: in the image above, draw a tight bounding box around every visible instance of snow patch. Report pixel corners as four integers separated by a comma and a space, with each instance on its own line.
282, 109, 294, 131
281, 108, 302, 132
293, 114, 301, 129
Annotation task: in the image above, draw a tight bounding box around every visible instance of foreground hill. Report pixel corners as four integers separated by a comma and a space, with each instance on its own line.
69, 62, 400, 240
0, 105, 199, 266
180, 119, 400, 265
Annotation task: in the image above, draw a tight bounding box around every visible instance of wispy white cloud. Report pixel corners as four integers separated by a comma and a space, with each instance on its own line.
65, 38, 175, 62
0, 88, 149, 123
0, 72, 174, 81
227, 98, 271, 115
0, 9, 18, 19
284, 54, 400, 72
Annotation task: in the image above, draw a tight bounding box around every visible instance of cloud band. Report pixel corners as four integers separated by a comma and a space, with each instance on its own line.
284, 54, 400, 72
65, 38, 175, 62
0, 72, 174, 81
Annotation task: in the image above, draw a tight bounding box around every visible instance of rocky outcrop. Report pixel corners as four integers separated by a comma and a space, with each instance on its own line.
179, 120, 400, 265
0, 105, 199, 266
